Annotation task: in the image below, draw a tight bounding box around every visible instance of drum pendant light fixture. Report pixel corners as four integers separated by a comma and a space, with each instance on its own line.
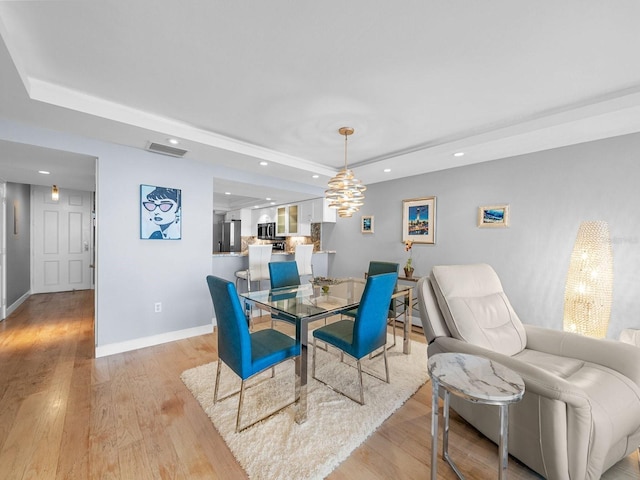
325, 127, 366, 218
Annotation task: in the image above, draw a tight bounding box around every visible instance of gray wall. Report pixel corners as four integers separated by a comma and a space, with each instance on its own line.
6, 182, 30, 306
325, 132, 640, 340
0, 119, 216, 350
96, 147, 215, 346
3, 117, 639, 349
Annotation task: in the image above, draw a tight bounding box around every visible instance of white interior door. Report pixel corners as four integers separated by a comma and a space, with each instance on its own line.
32, 186, 92, 293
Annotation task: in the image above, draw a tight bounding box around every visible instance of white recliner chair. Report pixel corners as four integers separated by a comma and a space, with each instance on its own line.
417, 263, 640, 480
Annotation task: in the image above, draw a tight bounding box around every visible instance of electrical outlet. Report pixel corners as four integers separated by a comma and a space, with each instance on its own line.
154, 302, 162, 313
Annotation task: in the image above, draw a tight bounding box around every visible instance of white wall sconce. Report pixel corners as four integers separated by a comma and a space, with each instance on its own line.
51, 185, 59, 201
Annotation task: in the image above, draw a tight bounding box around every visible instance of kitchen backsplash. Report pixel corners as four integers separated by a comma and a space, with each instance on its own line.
240, 223, 321, 253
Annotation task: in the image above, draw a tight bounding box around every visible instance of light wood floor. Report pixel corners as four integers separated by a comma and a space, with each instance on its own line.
0, 290, 638, 479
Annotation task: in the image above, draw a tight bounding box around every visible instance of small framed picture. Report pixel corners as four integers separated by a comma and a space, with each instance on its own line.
402, 196, 436, 244
478, 204, 509, 228
361, 215, 374, 233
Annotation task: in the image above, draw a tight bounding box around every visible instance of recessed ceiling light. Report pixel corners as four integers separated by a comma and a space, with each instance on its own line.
224, 191, 231, 195
260, 161, 268, 166
266, 197, 271, 201
270, 202, 276, 205
168, 138, 179, 145
254, 205, 260, 209
38, 170, 50, 175
383, 168, 391, 173
312, 174, 319, 179
454, 152, 465, 157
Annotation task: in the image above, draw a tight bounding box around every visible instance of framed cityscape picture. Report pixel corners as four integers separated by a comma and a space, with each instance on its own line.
361, 215, 374, 233
140, 184, 182, 240
402, 196, 436, 244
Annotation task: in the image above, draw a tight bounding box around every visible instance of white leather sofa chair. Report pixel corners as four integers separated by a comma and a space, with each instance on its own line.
417, 263, 640, 480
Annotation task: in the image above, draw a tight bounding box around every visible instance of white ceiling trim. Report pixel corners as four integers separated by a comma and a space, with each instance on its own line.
353, 84, 640, 168
26, 77, 338, 178
0, 13, 31, 94
26, 74, 640, 186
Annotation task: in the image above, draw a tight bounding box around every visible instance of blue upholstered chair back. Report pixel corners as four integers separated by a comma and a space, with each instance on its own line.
367, 261, 399, 277
206, 275, 253, 379
269, 261, 301, 289
353, 272, 398, 358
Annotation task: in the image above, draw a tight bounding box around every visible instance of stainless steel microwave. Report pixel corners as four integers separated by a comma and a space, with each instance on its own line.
258, 222, 282, 240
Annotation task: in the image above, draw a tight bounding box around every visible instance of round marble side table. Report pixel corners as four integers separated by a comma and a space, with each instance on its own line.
427, 352, 525, 480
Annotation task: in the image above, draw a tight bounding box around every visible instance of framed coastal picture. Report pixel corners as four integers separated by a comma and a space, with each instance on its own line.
478, 204, 509, 228
402, 196, 436, 244
140, 184, 182, 240
361, 215, 374, 233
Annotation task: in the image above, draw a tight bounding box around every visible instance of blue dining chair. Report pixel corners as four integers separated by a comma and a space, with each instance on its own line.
311, 271, 398, 405
343, 261, 400, 347
268, 261, 300, 328
206, 275, 300, 432
269, 261, 301, 289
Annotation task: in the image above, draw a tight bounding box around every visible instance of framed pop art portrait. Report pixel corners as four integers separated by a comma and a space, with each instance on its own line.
140, 184, 182, 240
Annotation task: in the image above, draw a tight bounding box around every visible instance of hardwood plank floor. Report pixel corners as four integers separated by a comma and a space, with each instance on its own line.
0, 290, 637, 479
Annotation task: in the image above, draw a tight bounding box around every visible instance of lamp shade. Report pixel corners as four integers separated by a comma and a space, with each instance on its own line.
563, 221, 613, 338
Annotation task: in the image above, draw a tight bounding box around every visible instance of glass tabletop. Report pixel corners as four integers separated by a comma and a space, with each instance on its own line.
239, 278, 362, 321
239, 278, 412, 322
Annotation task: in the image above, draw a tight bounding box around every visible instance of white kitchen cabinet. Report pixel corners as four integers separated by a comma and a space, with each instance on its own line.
252, 207, 277, 236
276, 204, 307, 236
310, 197, 337, 223
297, 201, 312, 236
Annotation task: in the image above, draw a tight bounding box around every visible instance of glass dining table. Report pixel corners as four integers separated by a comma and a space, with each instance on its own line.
239, 278, 414, 423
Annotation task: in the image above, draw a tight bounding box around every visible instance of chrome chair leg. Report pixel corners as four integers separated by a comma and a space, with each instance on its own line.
236, 380, 246, 433
214, 360, 223, 403
314, 343, 389, 405
312, 337, 317, 378
391, 314, 397, 347
383, 345, 390, 383
357, 360, 364, 405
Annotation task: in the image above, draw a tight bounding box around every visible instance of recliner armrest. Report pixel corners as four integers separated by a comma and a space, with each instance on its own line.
524, 324, 640, 388
431, 337, 592, 409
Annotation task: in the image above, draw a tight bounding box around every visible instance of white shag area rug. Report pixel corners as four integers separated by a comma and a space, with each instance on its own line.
181, 336, 428, 480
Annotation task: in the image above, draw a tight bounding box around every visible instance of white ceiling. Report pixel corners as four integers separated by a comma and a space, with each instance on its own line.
1, 1, 640, 209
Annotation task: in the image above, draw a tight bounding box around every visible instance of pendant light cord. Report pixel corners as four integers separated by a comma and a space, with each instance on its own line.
344, 132, 348, 170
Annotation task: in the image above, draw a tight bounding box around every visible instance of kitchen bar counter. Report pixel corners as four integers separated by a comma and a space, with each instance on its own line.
211, 250, 336, 257
211, 251, 335, 286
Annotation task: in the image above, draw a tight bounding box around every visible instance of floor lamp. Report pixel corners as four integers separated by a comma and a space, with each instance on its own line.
563, 221, 613, 338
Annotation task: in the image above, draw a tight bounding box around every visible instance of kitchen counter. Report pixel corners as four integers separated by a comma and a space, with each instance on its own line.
212, 250, 336, 257
211, 251, 335, 284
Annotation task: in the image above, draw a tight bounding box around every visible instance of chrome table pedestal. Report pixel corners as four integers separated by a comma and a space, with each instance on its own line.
428, 353, 524, 480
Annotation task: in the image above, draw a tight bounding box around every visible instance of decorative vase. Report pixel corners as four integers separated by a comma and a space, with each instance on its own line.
404, 267, 414, 279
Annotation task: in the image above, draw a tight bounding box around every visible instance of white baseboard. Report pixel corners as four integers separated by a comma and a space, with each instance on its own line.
95, 323, 213, 358
6, 291, 31, 318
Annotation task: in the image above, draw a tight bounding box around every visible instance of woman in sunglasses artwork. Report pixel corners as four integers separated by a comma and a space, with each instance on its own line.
140, 185, 182, 240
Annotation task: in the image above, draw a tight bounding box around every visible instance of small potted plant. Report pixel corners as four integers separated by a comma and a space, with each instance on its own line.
404, 240, 414, 278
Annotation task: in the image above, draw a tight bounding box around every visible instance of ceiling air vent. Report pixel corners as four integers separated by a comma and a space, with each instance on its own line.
146, 142, 188, 158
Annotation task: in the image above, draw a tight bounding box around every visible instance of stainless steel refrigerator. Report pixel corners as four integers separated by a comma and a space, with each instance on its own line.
216, 220, 241, 252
